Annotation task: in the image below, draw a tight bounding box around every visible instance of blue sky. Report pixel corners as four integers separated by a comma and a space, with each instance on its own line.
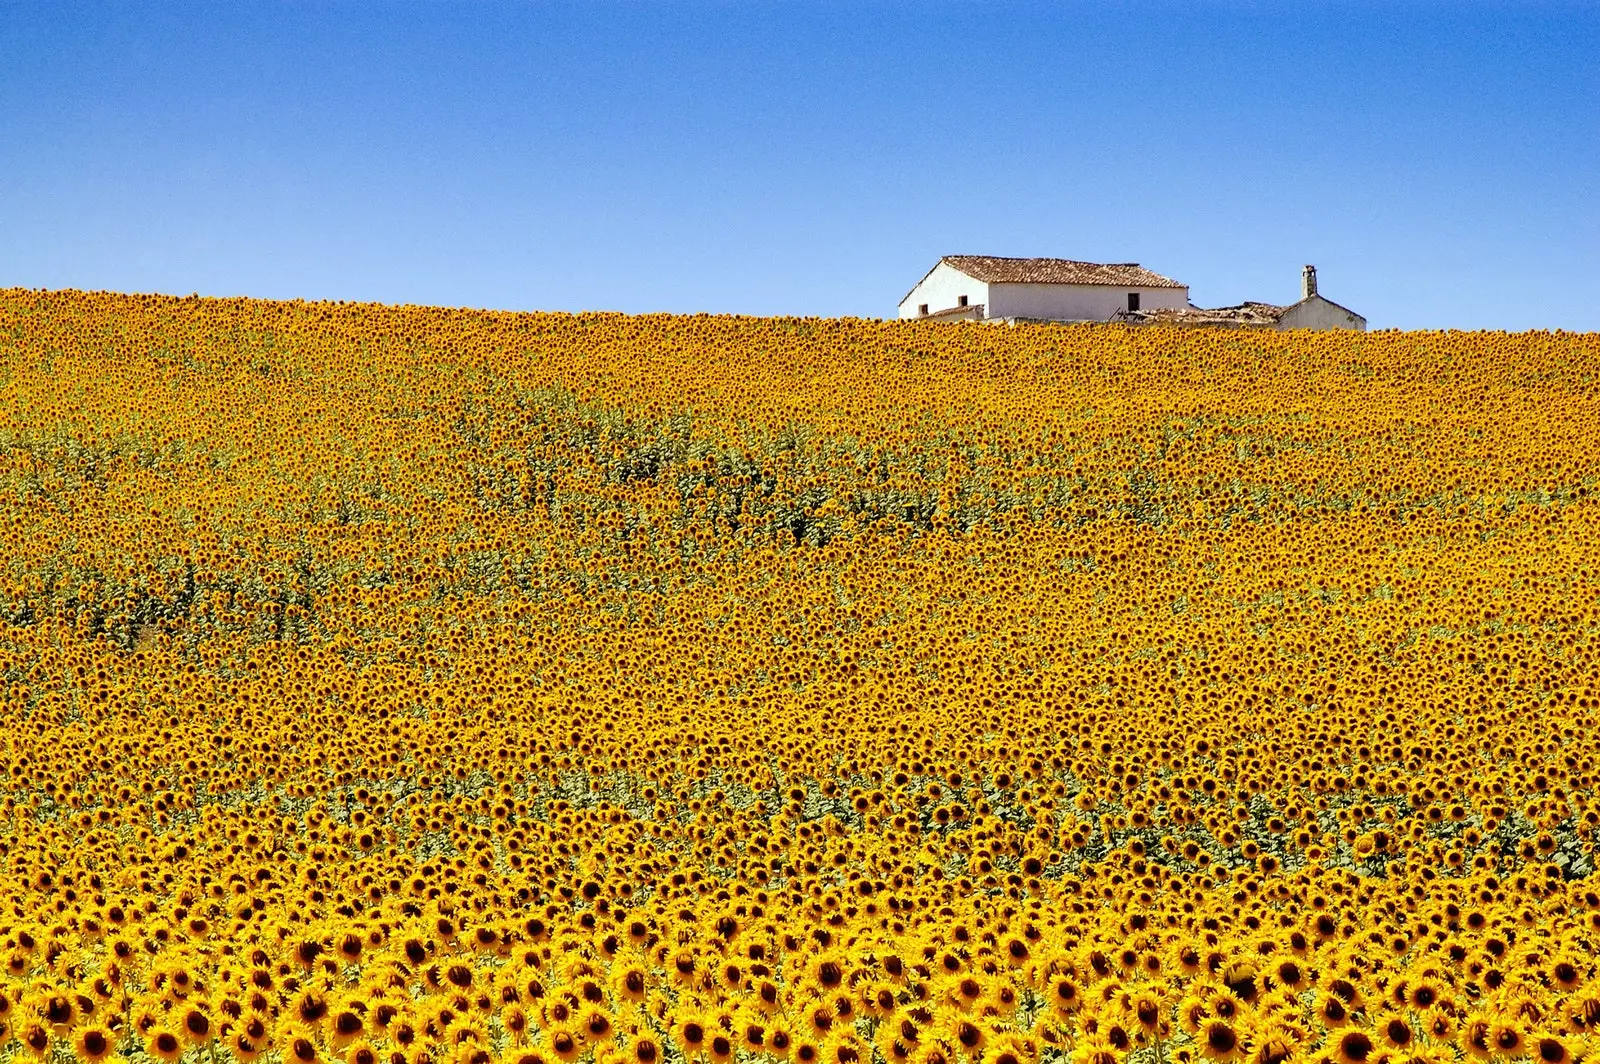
2, 2, 1596, 330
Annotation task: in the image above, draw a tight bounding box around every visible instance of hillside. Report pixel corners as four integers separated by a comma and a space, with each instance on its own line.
2, 289, 1599, 1064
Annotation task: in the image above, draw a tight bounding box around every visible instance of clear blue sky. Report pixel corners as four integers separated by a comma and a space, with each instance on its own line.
2, 2, 1596, 330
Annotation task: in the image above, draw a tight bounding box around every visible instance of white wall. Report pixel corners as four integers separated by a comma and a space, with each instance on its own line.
1278, 296, 1366, 331
899, 262, 989, 319
987, 283, 1189, 322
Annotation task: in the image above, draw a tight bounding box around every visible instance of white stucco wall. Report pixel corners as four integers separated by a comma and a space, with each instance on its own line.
987, 283, 1189, 322
1277, 296, 1366, 331
899, 263, 990, 319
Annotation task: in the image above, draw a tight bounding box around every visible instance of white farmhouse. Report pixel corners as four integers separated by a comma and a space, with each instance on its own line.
898, 255, 1189, 323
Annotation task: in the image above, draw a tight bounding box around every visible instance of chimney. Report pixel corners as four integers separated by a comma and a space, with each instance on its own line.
1302, 264, 1318, 300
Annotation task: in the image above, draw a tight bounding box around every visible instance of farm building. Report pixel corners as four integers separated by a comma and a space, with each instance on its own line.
898, 255, 1189, 323
1116, 266, 1366, 331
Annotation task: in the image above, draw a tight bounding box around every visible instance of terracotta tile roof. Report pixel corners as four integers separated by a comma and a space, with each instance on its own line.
941, 255, 1186, 289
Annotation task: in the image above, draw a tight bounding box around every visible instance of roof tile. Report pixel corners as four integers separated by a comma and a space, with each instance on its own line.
942, 255, 1185, 289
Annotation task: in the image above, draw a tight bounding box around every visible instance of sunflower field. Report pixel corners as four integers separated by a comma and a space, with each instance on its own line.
1, 289, 1599, 1064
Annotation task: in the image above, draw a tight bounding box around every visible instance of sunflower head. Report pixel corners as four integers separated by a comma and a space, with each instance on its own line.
1200, 1018, 1244, 1063
75, 1027, 116, 1064
147, 1027, 185, 1064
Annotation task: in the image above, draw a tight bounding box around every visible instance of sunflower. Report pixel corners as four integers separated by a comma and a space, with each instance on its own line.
613, 963, 649, 1003
739, 1014, 768, 1053
1209, 986, 1247, 1022
548, 1025, 583, 1063
987, 1033, 1035, 1064
329, 1001, 366, 1048
1320, 976, 1363, 1011
1178, 994, 1212, 1036
1221, 962, 1261, 1004
294, 935, 326, 970
669, 952, 698, 989
812, 953, 848, 992
1250, 1025, 1301, 1064
72, 1025, 115, 1064
392, 1021, 418, 1049
1069, 1034, 1120, 1064
503, 1005, 530, 1043
674, 1012, 709, 1058
752, 978, 783, 1016
820, 1032, 868, 1064
859, 980, 898, 1017
232, 1029, 267, 1063
1533, 1035, 1575, 1064
630, 1033, 663, 1064
131, 1003, 162, 1036
1552, 955, 1585, 992
1128, 988, 1167, 1036
450, 1023, 488, 1050
37, 991, 73, 1036
1331, 1029, 1373, 1064
1374, 1014, 1413, 1051
944, 1017, 986, 1055
286, 1031, 322, 1064
944, 974, 986, 1012
1408, 977, 1442, 1011
147, 1027, 185, 1064
1199, 1018, 1244, 1062
804, 1001, 836, 1039
1490, 1019, 1526, 1058
1413, 1049, 1457, 1064
706, 1028, 736, 1064
581, 1006, 615, 1045
880, 1036, 915, 1064
180, 1003, 214, 1044
1048, 974, 1082, 1017
293, 988, 331, 1028
1271, 958, 1308, 993
1461, 1012, 1494, 1059
1316, 993, 1351, 1028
